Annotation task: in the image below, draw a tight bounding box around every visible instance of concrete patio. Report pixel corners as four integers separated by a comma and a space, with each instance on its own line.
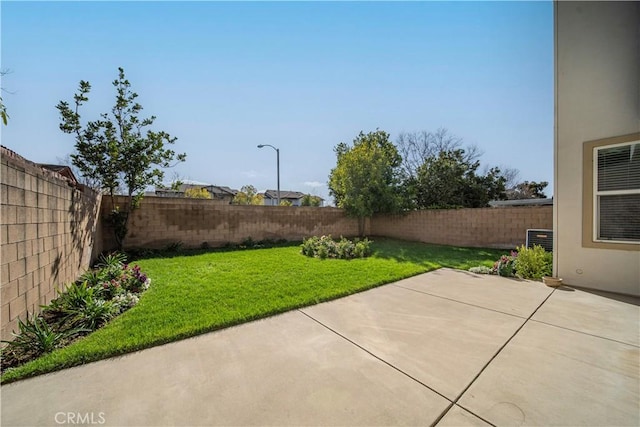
2, 268, 638, 426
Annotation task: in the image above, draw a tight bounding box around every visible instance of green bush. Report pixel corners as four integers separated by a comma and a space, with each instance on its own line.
300, 236, 318, 257
46, 282, 117, 331
301, 235, 372, 260
337, 237, 356, 259
68, 298, 117, 331
1, 314, 86, 357
354, 239, 372, 258
96, 252, 127, 275
47, 281, 98, 316
514, 244, 552, 280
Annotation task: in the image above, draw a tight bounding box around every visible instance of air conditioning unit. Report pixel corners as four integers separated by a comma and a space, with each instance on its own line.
526, 229, 553, 252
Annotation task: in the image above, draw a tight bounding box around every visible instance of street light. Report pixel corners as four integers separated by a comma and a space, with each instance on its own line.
257, 144, 280, 206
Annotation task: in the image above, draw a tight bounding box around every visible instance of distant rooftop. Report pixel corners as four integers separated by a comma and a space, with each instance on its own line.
263, 190, 324, 201
489, 198, 553, 207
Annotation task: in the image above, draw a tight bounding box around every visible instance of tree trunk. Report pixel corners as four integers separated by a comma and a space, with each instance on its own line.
358, 217, 367, 237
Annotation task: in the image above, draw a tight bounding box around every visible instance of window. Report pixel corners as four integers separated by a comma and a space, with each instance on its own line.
593, 140, 640, 244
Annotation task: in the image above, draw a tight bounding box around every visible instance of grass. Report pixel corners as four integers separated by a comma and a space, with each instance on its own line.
1, 238, 505, 384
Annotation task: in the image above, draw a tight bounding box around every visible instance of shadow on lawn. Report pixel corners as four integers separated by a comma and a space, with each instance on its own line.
123, 239, 303, 261
370, 236, 508, 267
121, 236, 508, 266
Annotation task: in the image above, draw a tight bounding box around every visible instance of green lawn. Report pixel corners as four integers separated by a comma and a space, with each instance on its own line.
1, 238, 505, 383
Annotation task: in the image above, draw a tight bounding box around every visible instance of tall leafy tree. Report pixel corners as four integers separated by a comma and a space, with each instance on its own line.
414, 149, 506, 208
328, 130, 403, 234
57, 67, 186, 248
396, 128, 483, 178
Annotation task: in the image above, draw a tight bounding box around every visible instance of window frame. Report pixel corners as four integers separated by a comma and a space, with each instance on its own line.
582, 133, 640, 251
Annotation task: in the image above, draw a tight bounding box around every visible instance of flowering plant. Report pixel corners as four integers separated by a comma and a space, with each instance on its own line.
94, 264, 150, 299
493, 251, 518, 277
120, 264, 151, 293
112, 292, 140, 312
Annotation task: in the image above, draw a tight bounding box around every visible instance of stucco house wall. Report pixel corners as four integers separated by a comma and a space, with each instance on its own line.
554, 1, 640, 295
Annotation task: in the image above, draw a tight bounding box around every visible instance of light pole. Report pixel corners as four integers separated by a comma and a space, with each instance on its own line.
257, 144, 280, 205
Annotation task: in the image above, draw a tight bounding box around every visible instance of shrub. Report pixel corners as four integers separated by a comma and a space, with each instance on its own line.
78, 270, 103, 287
301, 235, 372, 260
493, 251, 518, 277
46, 282, 117, 331
469, 266, 493, 274
514, 244, 552, 280
240, 237, 264, 249
47, 281, 99, 317
119, 264, 151, 294
96, 252, 127, 273
336, 237, 356, 259
354, 238, 372, 258
1, 314, 87, 357
300, 236, 318, 257
78, 254, 150, 298
163, 241, 184, 253
69, 298, 117, 331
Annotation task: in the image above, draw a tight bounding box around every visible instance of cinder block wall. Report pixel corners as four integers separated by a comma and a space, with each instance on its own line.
371, 206, 553, 249
1, 147, 101, 340
100, 196, 366, 250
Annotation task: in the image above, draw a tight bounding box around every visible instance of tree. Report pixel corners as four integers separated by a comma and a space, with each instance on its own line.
0, 96, 7, 126
328, 130, 403, 234
1, 69, 11, 125
301, 194, 322, 207
56, 154, 103, 190
414, 149, 507, 209
507, 181, 548, 199
232, 185, 264, 205
396, 128, 483, 178
184, 188, 212, 199
279, 200, 293, 206
167, 172, 185, 191
500, 166, 521, 191
56, 67, 186, 249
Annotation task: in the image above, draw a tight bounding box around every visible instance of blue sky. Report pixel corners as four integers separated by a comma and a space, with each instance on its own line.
1, 1, 554, 203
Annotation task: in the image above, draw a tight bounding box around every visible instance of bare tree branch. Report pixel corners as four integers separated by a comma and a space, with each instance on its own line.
396, 127, 483, 178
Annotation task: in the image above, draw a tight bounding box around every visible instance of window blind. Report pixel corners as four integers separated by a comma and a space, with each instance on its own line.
597, 143, 640, 191
599, 194, 640, 241
596, 142, 640, 242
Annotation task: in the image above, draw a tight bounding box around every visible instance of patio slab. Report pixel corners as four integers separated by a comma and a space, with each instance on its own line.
532, 286, 640, 346
393, 268, 553, 318
301, 283, 525, 400
2, 269, 638, 426
1, 310, 450, 426
458, 320, 640, 426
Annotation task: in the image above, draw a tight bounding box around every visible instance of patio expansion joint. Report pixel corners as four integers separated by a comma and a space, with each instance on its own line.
391, 283, 530, 320
296, 309, 452, 404
431, 288, 559, 427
